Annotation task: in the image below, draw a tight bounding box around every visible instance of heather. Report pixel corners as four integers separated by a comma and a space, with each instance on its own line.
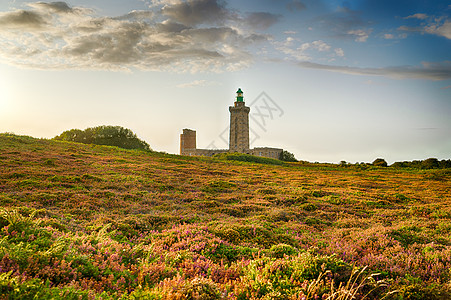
0, 133, 450, 299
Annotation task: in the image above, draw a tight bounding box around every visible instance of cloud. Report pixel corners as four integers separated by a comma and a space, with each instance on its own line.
286, 0, 306, 12
29, 2, 77, 13
244, 12, 280, 30
0, 10, 46, 29
276, 39, 344, 61
404, 13, 428, 20
383, 33, 394, 39
399, 14, 451, 40
305, 40, 330, 52
315, 6, 371, 41
161, 0, 231, 26
115, 10, 154, 21
276, 37, 348, 61
441, 85, 451, 89
334, 48, 344, 57
297, 61, 451, 80
0, 1, 269, 72
347, 29, 372, 42
176, 79, 218, 88
425, 20, 451, 39
382, 32, 407, 40
145, 0, 182, 7
156, 19, 190, 32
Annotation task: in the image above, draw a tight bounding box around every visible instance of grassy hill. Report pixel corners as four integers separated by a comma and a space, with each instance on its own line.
0, 133, 450, 299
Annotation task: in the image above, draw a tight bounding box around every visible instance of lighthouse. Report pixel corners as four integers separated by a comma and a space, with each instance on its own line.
229, 88, 250, 152
180, 88, 283, 159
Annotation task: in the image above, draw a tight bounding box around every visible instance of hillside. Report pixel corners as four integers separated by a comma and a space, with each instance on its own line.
0, 133, 450, 299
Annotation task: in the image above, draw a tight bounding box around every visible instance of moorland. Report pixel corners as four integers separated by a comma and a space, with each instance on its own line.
0, 133, 450, 299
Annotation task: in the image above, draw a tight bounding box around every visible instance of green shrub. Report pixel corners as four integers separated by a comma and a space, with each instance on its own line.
0, 272, 93, 300
389, 227, 428, 247
279, 150, 297, 162
300, 203, 318, 211
394, 281, 451, 300
372, 158, 388, 167
267, 209, 296, 222
421, 158, 440, 169
70, 255, 99, 279
269, 243, 297, 258
311, 190, 327, 198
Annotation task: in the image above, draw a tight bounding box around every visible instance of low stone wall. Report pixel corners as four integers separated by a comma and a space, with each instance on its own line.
181, 147, 282, 160
181, 148, 228, 157
249, 147, 283, 160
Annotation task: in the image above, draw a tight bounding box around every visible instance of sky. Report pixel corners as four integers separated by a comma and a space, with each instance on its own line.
0, 0, 450, 164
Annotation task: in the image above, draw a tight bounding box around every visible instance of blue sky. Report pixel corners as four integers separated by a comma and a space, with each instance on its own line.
0, 0, 450, 163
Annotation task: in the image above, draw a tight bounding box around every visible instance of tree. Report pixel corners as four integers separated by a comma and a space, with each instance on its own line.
54, 126, 151, 151
421, 158, 439, 169
372, 158, 387, 167
279, 150, 297, 162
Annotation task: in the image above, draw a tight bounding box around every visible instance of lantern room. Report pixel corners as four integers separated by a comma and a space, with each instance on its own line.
236, 88, 244, 102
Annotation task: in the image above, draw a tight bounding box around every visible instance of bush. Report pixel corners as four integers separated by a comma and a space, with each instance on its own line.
279, 150, 297, 162
269, 243, 297, 258
421, 158, 440, 169
54, 125, 151, 151
372, 158, 388, 167
390, 159, 451, 169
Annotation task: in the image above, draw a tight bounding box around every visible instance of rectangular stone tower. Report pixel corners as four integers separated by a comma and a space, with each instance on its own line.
180, 129, 196, 155
229, 88, 250, 152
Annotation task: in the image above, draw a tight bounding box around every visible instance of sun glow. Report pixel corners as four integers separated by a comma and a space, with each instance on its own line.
0, 87, 8, 112
0, 70, 11, 112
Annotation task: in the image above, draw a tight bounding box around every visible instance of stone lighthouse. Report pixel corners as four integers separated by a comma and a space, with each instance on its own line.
180, 88, 283, 159
228, 88, 250, 152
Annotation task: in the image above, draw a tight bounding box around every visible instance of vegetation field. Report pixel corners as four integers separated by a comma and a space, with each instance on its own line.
0, 133, 450, 299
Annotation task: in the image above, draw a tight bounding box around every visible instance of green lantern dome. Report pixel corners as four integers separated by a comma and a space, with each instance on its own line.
236, 88, 244, 102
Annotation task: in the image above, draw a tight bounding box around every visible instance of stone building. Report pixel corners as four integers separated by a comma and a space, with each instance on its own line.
180, 88, 283, 159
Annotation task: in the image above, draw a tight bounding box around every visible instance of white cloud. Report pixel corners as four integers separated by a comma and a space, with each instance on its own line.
384, 33, 394, 39
294, 40, 330, 60
347, 29, 372, 42
276, 39, 341, 61
382, 32, 407, 40
425, 20, 451, 39
177, 79, 217, 88
399, 14, 451, 40
297, 61, 451, 80
334, 48, 344, 57
404, 13, 428, 20
144, 0, 182, 7
282, 37, 295, 47
308, 40, 331, 52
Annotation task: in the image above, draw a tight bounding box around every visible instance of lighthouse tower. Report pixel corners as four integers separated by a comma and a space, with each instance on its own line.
229, 88, 250, 152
